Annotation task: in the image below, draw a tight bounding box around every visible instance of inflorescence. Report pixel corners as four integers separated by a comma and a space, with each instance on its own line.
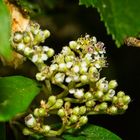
12, 22, 131, 137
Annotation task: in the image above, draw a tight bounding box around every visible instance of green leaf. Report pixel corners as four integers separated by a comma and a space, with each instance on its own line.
0, 0, 12, 59
79, 0, 140, 47
0, 123, 6, 140
63, 124, 121, 140
0, 76, 40, 121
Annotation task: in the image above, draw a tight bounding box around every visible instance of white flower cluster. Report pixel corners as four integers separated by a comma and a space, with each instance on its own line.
12, 22, 54, 66
36, 35, 106, 83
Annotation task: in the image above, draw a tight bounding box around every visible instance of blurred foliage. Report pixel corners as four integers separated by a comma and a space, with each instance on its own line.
0, 0, 12, 60
63, 124, 121, 140
79, 0, 140, 47
0, 76, 40, 121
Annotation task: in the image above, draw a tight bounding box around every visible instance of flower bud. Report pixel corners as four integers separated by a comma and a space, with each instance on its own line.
108, 80, 118, 89
24, 47, 34, 56
46, 48, 54, 57
59, 63, 67, 72
25, 114, 36, 128
23, 128, 33, 135
122, 95, 131, 104
112, 96, 118, 104
42, 125, 51, 133
54, 73, 65, 83
86, 100, 96, 107
69, 41, 78, 50
23, 35, 31, 44
36, 72, 46, 81
17, 43, 25, 51
72, 65, 80, 73
80, 75, 88, 83
44, 30, 50, 38
13, 32, 23, 43
50, 99, 63, 109
99, 102, 108, 110
80, 66, 88, 74
74, 89, 84, 99
94, 90, 103, 98
69, 115, 78, 123
79, 106, 86, 115
122, 105, 128, 110
84, 92, 93, 100
38, 108, 46, 116
65, 102, 71, 109
117, 91, 125, 97
47, 96, 56, 108
108, 106, 118, 114
58, 108, 65, 117
79, 116, 88, 125
72, 107, 80, 115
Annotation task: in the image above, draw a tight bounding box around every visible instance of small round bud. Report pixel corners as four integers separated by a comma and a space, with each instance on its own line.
69, 115, 78, 123
42, 125, 51, 133
36, 72, 46, 81
79, 106, 86, 115
112, 96, 118, 104
80, 75, 88, 83
99, 102, 108, 110
72, 107, 80, 115
23, 128, 33, 135
107, 89, 115, 98
31, 54, 39, 63
17, 43, 25, 51
25, 114, 36, 128
94, 90, 103, 98
38, 108, 46, 116
69, 41, 77, 50
13, 32, 23, 43
122, 105, 128, 110
65, 55, 74, 62
117, 91, 125, 97
44, 30, 50, 38
108, 106, 118, 114
65, 102, 71, 109
23, 35, 30, 44
34, 108, 39, 117
41, 54, 48, 61
108, 80, 118, 89
79, 116, 88, 125
59, 63, 67, 72
50, 99, 63, 109
80, 66, 88, 74
58, 108, 65, 117
65, 76, 73, 83
84, 92, 93, 100
96, 78, 108, 92
47, 96, 56, 107
72, 65, 80, 73
86, 100, 96, 107
89, 66, 98, 74
122, 96, 131, 104
24, 47, 34, 55
47, 48, 54, 57
50, 64, 58, 71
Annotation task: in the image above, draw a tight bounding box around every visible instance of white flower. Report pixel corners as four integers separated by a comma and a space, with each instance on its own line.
41, 54, 48, 61
55, 73, 65, 83
80, 75, 88, 83
73, 75, 79, 82
69, 41, 77, 49
59, 63, 67, 71
43, 46, 49, 52
69, 89, 76, 94
74, 89, 84, 99
65, 76, 73, 83
17, 43, 25, 51
85, 53, 92, 60
62, 46, 71, 54
108, 89, 115, 98
66, 62, 73, 68
25, 114, 36, 128
72, 65, 80, 73
50, 64, 58, 71
31, 54, 38, 63
24, 47, 34, 55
